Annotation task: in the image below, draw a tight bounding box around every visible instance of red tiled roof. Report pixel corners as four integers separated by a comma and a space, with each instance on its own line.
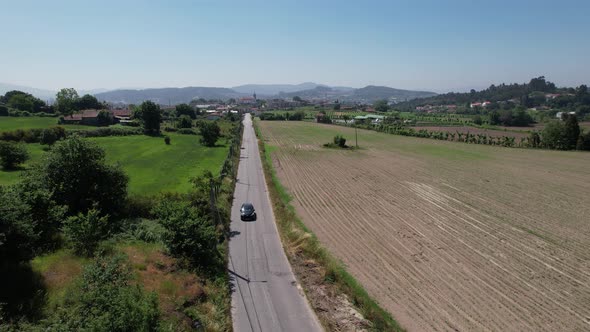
111, 109, 132, 117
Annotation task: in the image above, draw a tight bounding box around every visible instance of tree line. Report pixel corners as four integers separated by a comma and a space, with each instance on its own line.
0, 89, 107, 116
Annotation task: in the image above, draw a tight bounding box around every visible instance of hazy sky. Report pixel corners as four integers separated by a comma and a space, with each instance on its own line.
1, 0, 589, 93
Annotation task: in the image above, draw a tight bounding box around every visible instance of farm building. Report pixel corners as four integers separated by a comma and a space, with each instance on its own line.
353, 114, 385, 125
61, 109, 133, 125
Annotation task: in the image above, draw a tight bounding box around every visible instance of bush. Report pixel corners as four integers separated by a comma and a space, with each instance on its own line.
177, 128, 197, 135
62, 209, 110, 257
40, 127, 66, 146
200, 121, 221, 147
164, 136, 171, 145
177, 115, 193, 128
152, 198, 219, 268
25, 136, 128, 216
0, 141, 29, 169
67, 127, 143, 138
123, 195, 157, 219
119, 218, 165, 243
41, 255, 160, 331
0, 186, 38, 265
333, 135, 347, 147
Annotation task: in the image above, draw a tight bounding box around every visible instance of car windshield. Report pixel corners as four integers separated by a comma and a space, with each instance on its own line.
241, 204, 253, 211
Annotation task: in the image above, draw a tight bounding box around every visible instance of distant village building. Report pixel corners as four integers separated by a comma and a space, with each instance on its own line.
61, 109, 132, 125
470, 101, 491, 108
555, 111, 576, 119
238, 92, 257, 105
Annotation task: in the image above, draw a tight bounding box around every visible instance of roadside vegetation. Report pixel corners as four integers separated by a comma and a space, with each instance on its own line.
0, 88, 243, 331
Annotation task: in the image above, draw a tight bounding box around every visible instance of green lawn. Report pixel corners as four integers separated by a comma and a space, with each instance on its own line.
0, 143, 45, 186
0, 116, 106, 131
0, 133, 229, 195
89, 134, 228, 195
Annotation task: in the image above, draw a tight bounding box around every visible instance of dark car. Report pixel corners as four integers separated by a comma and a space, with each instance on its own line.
240, 203, 256, 221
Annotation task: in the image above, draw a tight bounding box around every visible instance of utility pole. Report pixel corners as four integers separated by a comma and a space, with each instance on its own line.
355, 124, 358, 148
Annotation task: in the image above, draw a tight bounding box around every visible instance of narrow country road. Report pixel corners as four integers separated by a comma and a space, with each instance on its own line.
228, 114, 322, 332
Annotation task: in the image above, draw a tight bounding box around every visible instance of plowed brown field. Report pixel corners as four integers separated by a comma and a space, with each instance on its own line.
259, 120, 590, 332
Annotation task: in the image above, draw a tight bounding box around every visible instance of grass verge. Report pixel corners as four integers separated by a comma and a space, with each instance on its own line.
253, 120, 403, 331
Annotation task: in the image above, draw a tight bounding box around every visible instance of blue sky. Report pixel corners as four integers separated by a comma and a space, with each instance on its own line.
0, 0, 588, 92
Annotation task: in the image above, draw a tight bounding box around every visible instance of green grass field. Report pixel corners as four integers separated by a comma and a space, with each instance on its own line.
0, 116, 108, 131
0, 133, 229, 195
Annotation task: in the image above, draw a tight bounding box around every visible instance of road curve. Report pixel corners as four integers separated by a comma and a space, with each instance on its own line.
228, 114, 322, 332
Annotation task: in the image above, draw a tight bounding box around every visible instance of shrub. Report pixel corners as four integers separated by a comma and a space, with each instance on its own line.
0, 105, 8, 116
0, 141, 29, 169
119, 218, 165, 243
62, 209, 110, 257
333, 135, 346, 147
152, 198, 219, 268
0, 186, 38, 265
41, 255, 160, 331
67, 127, 143, 138
25, 136, 128, 216
177, 115, 193, 128
164, 136, 171, 145
177, 128, 197, 135
123, 195, 157, 219
40, 127, 66, 146
200, 121, 221, 147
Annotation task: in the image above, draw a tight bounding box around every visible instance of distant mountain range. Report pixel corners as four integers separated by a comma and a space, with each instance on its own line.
0, 83, 109, 102
278, 85, 436, 102
1, 82, 436, 104
94, 87, 242, 105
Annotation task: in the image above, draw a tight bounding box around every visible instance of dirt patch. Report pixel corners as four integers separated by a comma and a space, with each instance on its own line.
289, 252, 372, 331
122, 245, 204, 329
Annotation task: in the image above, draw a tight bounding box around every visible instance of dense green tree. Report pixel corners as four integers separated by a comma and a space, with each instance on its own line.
0, 141, 29, 169
541, 121, 567, 149
576, 131, 590, 150
177, 115, 193, 128
76, 94, 103, 110
175, 103, 195, 119
200, 121, 221, 147
473, 115, 483, 125
139, 101, 161, 135
55, 88, 79, 116
373, 99, 389, 112
62, 209, 110, 257
153, 198, 219, 268
490, 111, 500, 126
25, 136, 128, 216
563, 114, 580, 150
0, 186, 38, 265
97, 110, 114, 126
7, 94, 34, 112
39, 127, 66, 147
0, 104, 8, 116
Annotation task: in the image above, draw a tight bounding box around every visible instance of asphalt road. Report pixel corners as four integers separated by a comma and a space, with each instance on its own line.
228, 114, 322, 332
